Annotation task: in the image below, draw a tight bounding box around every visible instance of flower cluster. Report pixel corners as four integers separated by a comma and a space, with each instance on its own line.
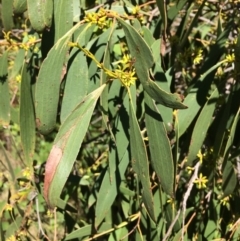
194, 173, 208, 189
84, 8, 108, 29
69, 42, 137, 88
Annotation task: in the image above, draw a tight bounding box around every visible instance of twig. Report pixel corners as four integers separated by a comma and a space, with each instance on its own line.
147, 7, 159, 28
181, 161, 201, 240
35, 193, 50, 241
162, 161, 201, 241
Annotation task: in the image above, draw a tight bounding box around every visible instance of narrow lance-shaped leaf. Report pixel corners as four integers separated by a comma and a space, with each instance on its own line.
54, 0, 73, 42
222, 108, 240, 196
9, 49, 25, 80
100, 23, 115, 130
155, 0, 167, 38
129, 98, 155, 222
95, 150, 129, 228
27, 0, 53, 32
178, 28, 230, 137
60, 50, 88, 123
144, 92, 174, 197
65, 223, 112, 241
117, 17, 187, 110
35, 22, 89, 135
44, 84, 106, 208
187, 88, 219, 166
2, 0, 14, 31
95, 92, 130, 227
13, 0, 27, 14
0, 51, 10, 126
20, 64, 36, 166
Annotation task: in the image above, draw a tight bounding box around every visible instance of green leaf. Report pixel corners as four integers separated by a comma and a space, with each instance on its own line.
142, 27, 155, 47
100, 24, 115, 132
20, 64, 36, 165
179, 1, 206, 48
144, 92, 174, 197
27, 0, 53, 32
129, 98, 155, 222
95, 89, 130, 226
2, 0, 14, 31
5, 217, 22, 240
54, 0, 73, 42
60, 50, 88, 123
168, 0, 189, 21
187, 87, 219, 166
35, 22, 88, 135
155, 0, 167, 37
178, 29, 230, 137
0, 51, 10, 126
87, 28, 112, 93
222, 161, 237, 197
13, 0, 27, 14
9, 49, 25, 80
95, 150, 129, 227
65, 222, 112, 240
222, 108, 239, 196
117, 17, 187, 110
43, 84, 106, 208
153, 62, 173, 132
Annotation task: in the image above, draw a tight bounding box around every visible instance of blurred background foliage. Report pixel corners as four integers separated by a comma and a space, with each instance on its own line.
0, 0, 240, 240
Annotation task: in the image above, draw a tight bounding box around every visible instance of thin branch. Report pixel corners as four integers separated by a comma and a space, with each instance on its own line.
181, 161, 201, 240
162, 161, 201, 241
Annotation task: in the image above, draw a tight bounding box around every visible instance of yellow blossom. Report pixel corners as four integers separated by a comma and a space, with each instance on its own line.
194, 173, 208, 189
187, 166, 194, 175
3, 31, 11, 41
220, 195, 231, 206
33, 46, 39, 53
22, 167, 31, 179
6, 235, 16, 241
84, 8, 108, 29
16, 74, 21, 83
5, 203, 13, 211
115, 69, 137, 87
225, 53, 235, 63
28, 35, 36, 44
47, 209, 53, 218
193, 48, 203, 65
19, 43, 29, 51
197, 150, 203, 163
132, 5, 140, 15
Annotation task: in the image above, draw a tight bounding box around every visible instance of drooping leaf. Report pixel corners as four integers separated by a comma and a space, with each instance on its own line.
2, 0, 14, 31
155, 0, 167, 37
44, 84, 106, 208
27, 0, 53, 32
0, 51, 10, 126
129, 98, 155, 222
87, 28, 113, 93
95, 89, 130, 227
95, 150, 129, 227
9, 49, 25, 80
117, 17, 187, 110
222, 108, 239, 196
54, 0, 73, 42
178, 29, 230, 137
65, 222, 112, 240
20, 64, 36, 165
144, 92, 174, 197
35, 22, 88, 134
60, 50, 88, 123
13, 0, 27, 14
187, 87, 219, 166
100, 23, 115, 131
222, 161, 237, 197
